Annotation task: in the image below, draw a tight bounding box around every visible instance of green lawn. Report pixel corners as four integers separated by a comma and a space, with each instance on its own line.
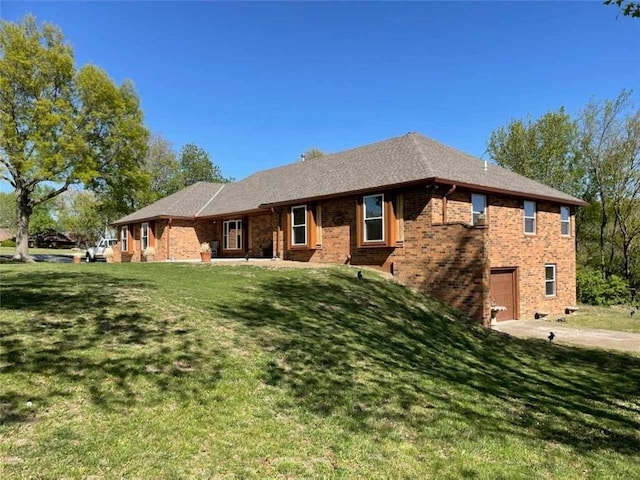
1, 262, 639, 478
537, 304, 640, 333
564, 305, 640, 333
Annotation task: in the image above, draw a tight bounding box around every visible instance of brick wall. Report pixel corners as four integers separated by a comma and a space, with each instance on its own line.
281, 187, 490, 323
248, 214, 274, 257
487, 196, 576, 320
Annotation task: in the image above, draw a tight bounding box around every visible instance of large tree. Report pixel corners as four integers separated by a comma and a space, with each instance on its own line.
132, 133, 182, 207
179, 143, 226, 186
0, 16, 148, 260
56, 189, 103, 246
486, 108, 586, 198
579, 91, 640, 281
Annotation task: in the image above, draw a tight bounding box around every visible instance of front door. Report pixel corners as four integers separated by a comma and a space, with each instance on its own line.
490, 268, 518, 321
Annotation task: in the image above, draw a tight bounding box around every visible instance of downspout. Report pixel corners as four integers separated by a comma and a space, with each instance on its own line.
167, 217, 172, 260
442, 184, 457, 223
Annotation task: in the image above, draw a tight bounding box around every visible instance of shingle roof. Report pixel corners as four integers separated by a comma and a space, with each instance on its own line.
112, 182, 225, 225
114, 132, 586, 225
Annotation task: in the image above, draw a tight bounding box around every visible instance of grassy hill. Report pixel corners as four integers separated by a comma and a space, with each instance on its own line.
1, 262, 639, 478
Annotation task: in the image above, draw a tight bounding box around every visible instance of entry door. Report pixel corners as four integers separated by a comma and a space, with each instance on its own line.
490, 268, 517, 321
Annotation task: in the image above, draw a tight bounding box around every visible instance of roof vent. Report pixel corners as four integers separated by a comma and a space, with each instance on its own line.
300, 154, 306, 162
484, 160, 488, 172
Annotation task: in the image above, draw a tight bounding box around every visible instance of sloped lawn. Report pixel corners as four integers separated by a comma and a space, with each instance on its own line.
1, 262, 639, 478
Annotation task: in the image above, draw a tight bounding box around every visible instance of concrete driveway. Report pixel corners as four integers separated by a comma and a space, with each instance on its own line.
492, 320, 640, 354
0, 254, 73, 264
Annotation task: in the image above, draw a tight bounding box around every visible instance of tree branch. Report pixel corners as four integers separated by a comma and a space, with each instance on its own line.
31, 179, 73, 207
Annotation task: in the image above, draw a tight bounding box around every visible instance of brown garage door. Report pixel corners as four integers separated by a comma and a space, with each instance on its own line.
490, 268, 517, 321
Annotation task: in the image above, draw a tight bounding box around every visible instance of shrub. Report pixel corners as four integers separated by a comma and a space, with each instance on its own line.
1, 239, 16, 247
577, 268, 631, 305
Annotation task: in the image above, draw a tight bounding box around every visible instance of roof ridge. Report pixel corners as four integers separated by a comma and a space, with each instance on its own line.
408, 132, 435, 174
195, 183, 226, 216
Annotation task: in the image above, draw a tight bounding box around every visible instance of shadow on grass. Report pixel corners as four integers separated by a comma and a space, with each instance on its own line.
219, 268, 640, 455
0, 269, 223, 424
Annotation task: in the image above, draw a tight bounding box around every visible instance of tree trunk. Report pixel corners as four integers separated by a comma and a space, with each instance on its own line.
13, 186, 34, 262
599, 196, 608, 278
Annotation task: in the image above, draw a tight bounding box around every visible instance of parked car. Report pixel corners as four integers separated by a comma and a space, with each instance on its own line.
31, 230, 76, 249
86, 237, 118, 262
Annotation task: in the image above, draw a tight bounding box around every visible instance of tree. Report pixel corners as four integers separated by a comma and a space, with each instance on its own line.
179, 143, 227, 186
56, 189, 102, 246
486, 108, 586, 198
604, 0, 640, 18
301, 147, 325, 161
0, 16, 148, 260
0, 191, 16, 230
579, 91, 640, 282
140, 133, 182, 205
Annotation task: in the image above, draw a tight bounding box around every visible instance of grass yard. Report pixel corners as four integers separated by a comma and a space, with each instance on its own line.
537, 304, 640, 334
1, 262, 639, 478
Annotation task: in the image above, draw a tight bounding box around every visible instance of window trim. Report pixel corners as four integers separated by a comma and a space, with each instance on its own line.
223, 219, 243, 251
290, 205, 308, 247
545, 264, 556, 297
471, 193, 487, 226
363, 193, 385, 243
121, 225, 129, 253
141, 222, 149, 251
356, 192, 399, 248
524, 200, 536, 234
560, 206, 570, 236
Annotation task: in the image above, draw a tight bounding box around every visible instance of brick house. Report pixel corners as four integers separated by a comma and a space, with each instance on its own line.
113, 132, 585, 326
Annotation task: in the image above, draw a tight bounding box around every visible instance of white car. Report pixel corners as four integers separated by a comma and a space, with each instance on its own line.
85, 237, 117, 262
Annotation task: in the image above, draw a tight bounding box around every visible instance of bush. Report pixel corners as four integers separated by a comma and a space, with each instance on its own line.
1, 239, 16, 247
577, 268, 631, 305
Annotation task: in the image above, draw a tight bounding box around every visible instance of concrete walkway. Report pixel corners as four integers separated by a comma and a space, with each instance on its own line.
492, 320, 640, 354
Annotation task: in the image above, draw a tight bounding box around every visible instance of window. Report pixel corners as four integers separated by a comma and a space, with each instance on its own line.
291, 205, 307, 246
363, 194, 384, 242
121, 226, 128, 252
524, 200, 536, 234
471, 194, 487, 226
545, 264, 556, 297
223, 220, 242, 250
561, 206, 570, 236
141, 222, 149, 251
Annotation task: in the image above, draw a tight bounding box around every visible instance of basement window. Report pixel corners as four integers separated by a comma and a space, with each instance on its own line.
545, 264, 556, 297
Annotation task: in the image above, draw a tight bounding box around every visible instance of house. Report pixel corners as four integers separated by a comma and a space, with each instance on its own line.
112, 132, 586, 326
0, 228, 13, 243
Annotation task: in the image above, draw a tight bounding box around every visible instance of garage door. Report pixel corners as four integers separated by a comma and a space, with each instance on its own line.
490, 269, 517, 321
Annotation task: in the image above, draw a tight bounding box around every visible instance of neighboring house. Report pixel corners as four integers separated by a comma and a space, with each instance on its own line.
113, 132, 586, 325
0, 228, 13, 242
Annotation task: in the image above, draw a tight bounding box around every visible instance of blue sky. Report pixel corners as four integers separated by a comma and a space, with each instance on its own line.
1, 1, 638, 189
